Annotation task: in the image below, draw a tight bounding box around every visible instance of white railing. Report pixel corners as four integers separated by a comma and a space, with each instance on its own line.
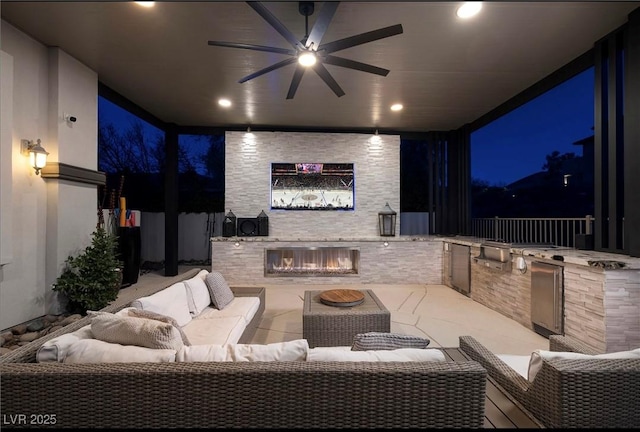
471, 216, 594, 248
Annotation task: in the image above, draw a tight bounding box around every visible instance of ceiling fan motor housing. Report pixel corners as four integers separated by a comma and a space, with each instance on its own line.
299, 2, 315, 17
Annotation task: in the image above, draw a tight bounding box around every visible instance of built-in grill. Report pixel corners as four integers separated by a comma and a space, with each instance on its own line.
474, 240, 512, 271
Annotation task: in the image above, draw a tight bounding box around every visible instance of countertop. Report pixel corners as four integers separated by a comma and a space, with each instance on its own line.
211, 236, 438, 243
440, 236, 640, 270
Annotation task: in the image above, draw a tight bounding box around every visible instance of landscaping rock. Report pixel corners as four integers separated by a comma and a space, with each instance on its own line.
11, 324, 27, 335
19, 332, 40, 342
43, 314, 60, 323
59, 314, 83, 326
26, 319, 44, 332
0, 347, 11, 356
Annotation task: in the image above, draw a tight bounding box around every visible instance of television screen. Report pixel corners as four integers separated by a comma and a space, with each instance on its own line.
271, 163, 354, 210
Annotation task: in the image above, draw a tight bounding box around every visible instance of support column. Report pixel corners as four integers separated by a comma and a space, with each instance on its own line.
164, 124, 179, 276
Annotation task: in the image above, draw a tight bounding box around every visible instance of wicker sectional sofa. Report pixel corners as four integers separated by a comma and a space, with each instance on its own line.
1, 270, 488, 429
459, 335, 640, 428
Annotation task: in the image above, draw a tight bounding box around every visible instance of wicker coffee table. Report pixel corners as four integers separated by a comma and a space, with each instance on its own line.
303, 289, 391, 348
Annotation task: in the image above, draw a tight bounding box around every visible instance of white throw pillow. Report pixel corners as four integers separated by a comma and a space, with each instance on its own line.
36, 325, 94, 363
176, 339, 309, 362
64, 339, 176, 364
130, 282, 192, 326
528, 348, 640, 381
196, 269, 209, 280
204, 271, 235, 310
307, 347, 446, 362
184, 275, 211, 316
91, 313, 184, 351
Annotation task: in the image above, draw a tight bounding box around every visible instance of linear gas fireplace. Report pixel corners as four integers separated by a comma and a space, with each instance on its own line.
265, 247, 360, 277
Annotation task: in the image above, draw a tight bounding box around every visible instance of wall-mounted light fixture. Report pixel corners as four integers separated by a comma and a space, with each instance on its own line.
21, 139, 48, 175
383, 241, 389, 247
246, 126, 252, 133
378, 202, 397, 237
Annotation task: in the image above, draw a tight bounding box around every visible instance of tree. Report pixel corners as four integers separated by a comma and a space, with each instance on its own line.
202, 134, 225, 184
98, 118, 198, 174
542, 150, 576, 174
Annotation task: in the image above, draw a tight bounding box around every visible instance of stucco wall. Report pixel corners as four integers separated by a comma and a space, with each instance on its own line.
0, 21, 99, 329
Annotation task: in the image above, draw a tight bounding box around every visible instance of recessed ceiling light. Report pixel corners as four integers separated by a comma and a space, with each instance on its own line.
457, 2, 482, 19
218, 99, 232, 108
135, 2, 155, 8
390, 104, 403, 112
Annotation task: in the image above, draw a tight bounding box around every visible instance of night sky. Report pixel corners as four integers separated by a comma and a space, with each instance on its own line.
471, 67, 595, 186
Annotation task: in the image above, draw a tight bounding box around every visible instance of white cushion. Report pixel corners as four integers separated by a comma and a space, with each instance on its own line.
497, 354, 531, 379
197, 297, 260, 325
36, 325, 94, 363
176, 339, 309, 362
184, 275, 211, 316
130, 282, 192, 327
91, 313, 184, 351
64, 339, 176, 364
307, 347, 446, 362
528, 348, 640, 381
196, 269, 209, 280
182, 315, 246, 345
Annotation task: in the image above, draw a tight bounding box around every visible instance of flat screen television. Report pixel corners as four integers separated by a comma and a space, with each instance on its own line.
270, 163, 354, 210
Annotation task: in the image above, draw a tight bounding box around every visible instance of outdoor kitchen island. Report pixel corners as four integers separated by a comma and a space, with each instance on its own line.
442, 237, 640, 353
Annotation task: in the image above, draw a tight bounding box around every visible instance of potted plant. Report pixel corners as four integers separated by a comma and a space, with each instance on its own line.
53, 227, 123, 314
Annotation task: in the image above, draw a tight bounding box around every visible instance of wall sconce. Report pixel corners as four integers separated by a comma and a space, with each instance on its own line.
234, 241, 240, 247
378, 202, 397, 237
21, 139, 48, 175
383, 241, 389, 247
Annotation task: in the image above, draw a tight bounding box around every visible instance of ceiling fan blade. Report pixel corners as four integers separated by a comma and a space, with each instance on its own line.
323, 55, 390, 76
312, 63, 345, 97
247, 1, 304, 51
305, 1, 339, 50
208, 41, 296, 56
319, 24, 404, 54
286, 65, 306, 100
238, 57, 298, 83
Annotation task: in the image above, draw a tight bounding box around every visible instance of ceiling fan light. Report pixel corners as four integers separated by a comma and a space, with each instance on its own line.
457, 2, 482, 19
298, 52, 317, 67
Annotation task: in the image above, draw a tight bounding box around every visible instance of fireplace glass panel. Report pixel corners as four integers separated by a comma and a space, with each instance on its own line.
265, 247, 359, 277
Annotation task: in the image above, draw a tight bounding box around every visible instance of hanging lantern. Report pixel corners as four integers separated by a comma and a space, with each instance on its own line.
378, 203, 397, 237
222, 210, 236, 237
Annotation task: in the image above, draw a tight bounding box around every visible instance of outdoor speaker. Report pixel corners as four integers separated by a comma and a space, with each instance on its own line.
237, 218, 259, 236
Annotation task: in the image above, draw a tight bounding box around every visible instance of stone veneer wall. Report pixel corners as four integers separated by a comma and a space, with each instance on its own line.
469, 246, 533, 330
603, 270, 640, 352
211, 239, 442, 286
563, 264, 607, 352
224, 131, 400, 239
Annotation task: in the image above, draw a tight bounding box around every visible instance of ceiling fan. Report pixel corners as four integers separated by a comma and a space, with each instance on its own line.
208, 1, 403, 99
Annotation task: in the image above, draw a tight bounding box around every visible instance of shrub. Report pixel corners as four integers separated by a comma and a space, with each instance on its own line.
53, 228, 122, 313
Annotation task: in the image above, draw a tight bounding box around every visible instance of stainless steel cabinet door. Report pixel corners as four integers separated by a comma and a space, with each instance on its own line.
531, 261, 564, 334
